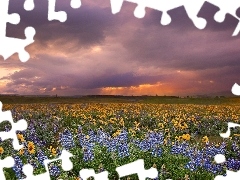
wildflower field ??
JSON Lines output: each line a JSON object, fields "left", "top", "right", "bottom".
{"left": 1, "top": 98, "right": 240, "bottom": 180}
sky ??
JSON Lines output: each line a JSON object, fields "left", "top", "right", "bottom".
{"left": 0, "top": 0, "right": 240, "bottom": 96}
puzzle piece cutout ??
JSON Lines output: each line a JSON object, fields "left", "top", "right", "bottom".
{"left": 214, "top": 154, "right": 230, "bottom": 180}
{"left": 197, "top": 2, "right": 240, "bottom": 35}
{"left": 116, "top": 159, "right": 158, "bottom": 180}
{"left": 0, "top": 101, "right": 27, "bottom": 150}
{"left": 232, "top": 83, "right": 240, "bottom": 96}
{"left": 220, "top": 122, "right": 240, "bottom": 138}
{"left": 110, "top": 0, "right": 206, "bottom": 29}
{"left": 71, "top": 0, "right": 82, "bottom": 9}
{"left": 79, "top": 169, "right": 109, "bottom": 180}
{"left": 214, "top": 122, "right": 240, "bottom": 179}
{"left": 21, "top": 149, "right": 73, "bottom": 180}
{"left": 27, "top": 0, "right": 81, "bottom": 23}
{"left": 0, "top": 0, "right": 82, "bottom": 62}
{"left": 48, "top": 0, "right": 82, "bottom": 22}
{"left": 110, "top": 0, "right": 240, "bottom": 36}
{"left": 215, "top": 170, "right": 240, "bottom": 180}
{"left": 0, "top": 156, "right": 15, "bottom": 180}
{"left": 48, "top": 0, "right": 67, "bottom": 22}
{"left": 24, "top": 0, "right": 35, "bottom": 11}
{"left": 206, "top": 0, "right": 240, "bottom": 36}
{"left": 0, "top": 0, "right": 36, "bottom": 62}
{"left": 214, "top": 152, "right": 240, "bottom": 180}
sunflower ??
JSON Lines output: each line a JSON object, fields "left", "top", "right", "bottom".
{"left": 27, "top": 141, "right": 35, "bottom": 154}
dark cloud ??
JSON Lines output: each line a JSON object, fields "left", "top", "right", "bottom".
{"left": 3, "top": 65, "right": 166, "bottom": 93}
{"left": 7, "top": 0, "right": 117, "bottom": 48}
{"left": 74, "top": 72, "right": 166, "bottom": 89}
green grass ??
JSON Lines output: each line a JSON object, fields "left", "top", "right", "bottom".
{"left": 0, "top": 95, "right": 239, "bottom": 105}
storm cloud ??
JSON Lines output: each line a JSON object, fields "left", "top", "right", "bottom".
{"left": 0, "top": 0, "right": 239, "bottom": 96}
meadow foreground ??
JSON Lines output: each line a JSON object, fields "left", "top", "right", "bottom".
{"left": 1, "top": 102, "right": 240, "bottom": 180}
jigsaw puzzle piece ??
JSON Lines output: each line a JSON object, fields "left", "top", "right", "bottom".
{"left": 0, "top": 0, "right": 36, "bottom": 62}
{"left": 0, "top": 102, "right": 28, "bottom": 150}
{"left": 57, "top": 149, "right": 73, "bottom": 171}
{"left": 206, "top": 0, "right": 240, "bottom": 23}
{"left": 220, "top": 122, "right": 240, "bottom": 138}
{"left": 204, "top": 0, "right": 240, "bottom": 36}
{"left": 0, "top": 27, "right": 36, "bottom": 62}
{"left": 110, "top": 0, "right": 185, "bottom": 24}
{"left": 110, "top": 0, "right": 207, "bottom": 28}
{"left": 110, "top": 0, "right": 240, "bottom": 36}
{"left": 70, "top": 0, "right": 81, "bottom": 9}
{"left": 215, "top": 170, "right": 240, "bottom": 180}
{"left": 197, "top": 2, "right": 239, "bottom": 34}
{"left": 0, "top": 0, "right": 20, "bottom": 37}
{"left": 165, "top": 5, "right": 203, "bottom": 30}
{"left": 0, "top": 156, "right": 15, "bottom": 180}
{"left": 48, "top": 0, "right": 67, "bottom": 22}
{"left": 232, "top": 83, "right": 240, "bottom": 96}
{"left": 182, "top": 0, "right": 207, "bottom": 29}
{"left": 79, "top": 169, "right": 109, "bottom": 180}
{"left": 24, "top": 0, "right": 35, "bottom": 11}
{"left": 116, "top": 159, "right": 158, "bottom": 180}
{"left": 22, "top": 164, "right": 50, "bottom": 180}
{"left": 215, "top": 154, "right": 226, "bottom": 164}
{"left": 214, "top": 153, "right": 239, "bottom": 180}
{"left": 21, "top": 149, "right": 73, "bottom": 180}
{"left": 43, "top": 149, "right": 73, "bottom": 174}
{"left": 48, "top": 0, "right": 82, "bottom": 22}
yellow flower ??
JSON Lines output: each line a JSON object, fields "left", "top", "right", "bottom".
{"left": 158, "top": 123, "right": 164, "bottom": 129}
{"left": 17, "top": 133, "right": 25, "bottom": 142}
{"left": 202, "top": 136, "right": 209, "bottom": 143}
{"left": 164, "top": 139, "right": 168, "bottom": 145}
{"left": 17, "top": 133, "right": 23, "bottom": 139}
{"left": 28, "top": 141, "right": 34, "bottom": 146}
{"left": 134, "top": 121, "right": 140, "bottom": 130}
{"left": 19, "top": 148, "right": 24, "bottom": 155}
{"left": 51, "top": 147, "right": 57, "bottom": 156}
{"left": 27, "top": 142, "right": 35, "bottom": 154}
{"left": 0, "top": 147, "right": 4, "bottom": 154}
{"left": 182, "top": 134, "right": 191, "bottom": 141}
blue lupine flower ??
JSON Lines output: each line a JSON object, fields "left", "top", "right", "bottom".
{"left": 60, "top": 129, "right": 75, "bottom": 150}
{"left": 49, "top": 165, "right": 61, "bottom": 177}
{"left": 12, "top": 156, "right": 24, "bottom": 179}
{"left": 139, "top": 139, "right": 151, "bottom": 151}
{"left": 28, "top": 159, "right": 38, "bottom": 169}
{"left": 37, "top": 150, "right": 48, "bottom": 166}
{"left": 151, "top": 146, "right": 162, "bottom": 157}
{"left": 88, "top": 129, "right": 97, "bottom": 142}
{"left": 83, "top": 146, "right": 94, "bottom": 161}
{"left": 118, "top": 142, "right": 130, "bottom": 158}
{"left": 106, "top": 138, "right": 117, "bottom": 152}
